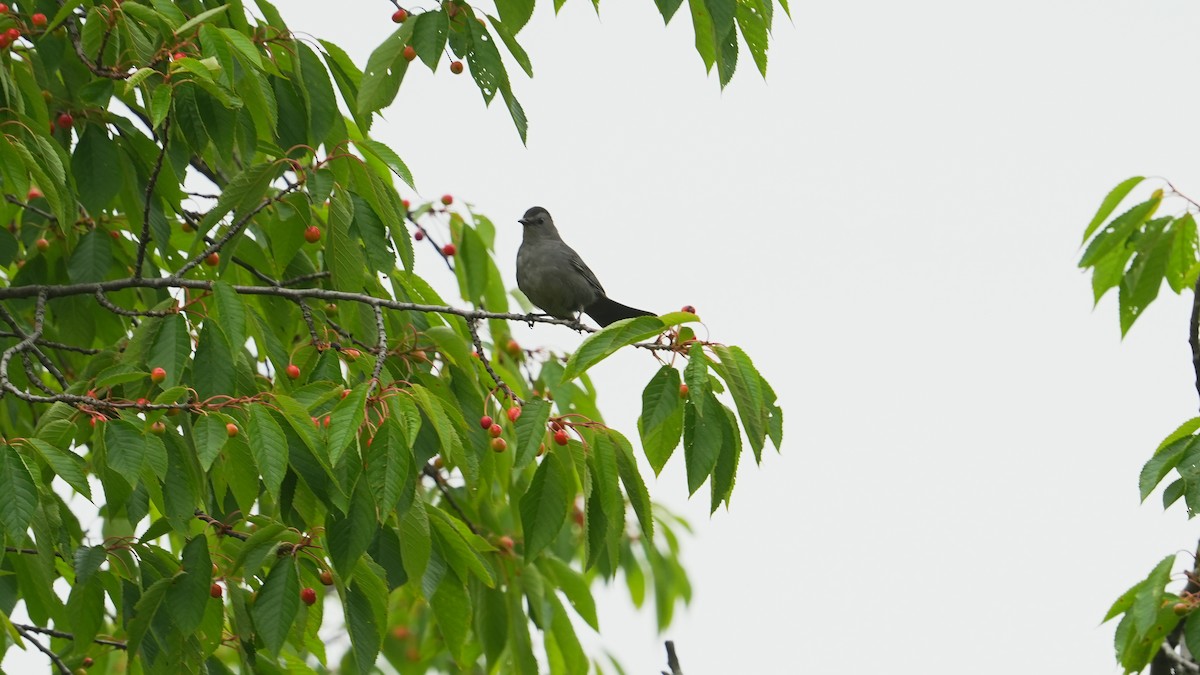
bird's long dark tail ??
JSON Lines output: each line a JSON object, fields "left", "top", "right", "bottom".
{"left": 584, "top": 297, "right": 655, "bottom": 327}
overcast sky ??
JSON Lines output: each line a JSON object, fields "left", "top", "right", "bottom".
{"left": 311, "top": 1, "right": 1199, "bottom": 672}
{"left": 15, "top": 1, "right": 1200, "bottom": 672}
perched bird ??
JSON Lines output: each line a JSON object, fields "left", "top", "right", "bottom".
{"left": 516, "top": 206, "right": 656, "bottom": 327}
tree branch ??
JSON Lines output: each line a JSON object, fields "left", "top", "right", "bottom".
{"left": 1191, "top": 274, "right": 1200, "bottom": 410}
{"left": 421, "top": 463, "right": 479, "bottom": 535}
{"left": 14, "top": 624, "right": 72, "bottom": 675}
{"left": 661, "top": 640, "right": 684, "bottom": 675}
{"left": 13, "top": 622, "right": 127, "bottom": 650}
{"left": 134, "top": 116, "right": 169, "bottom": 278}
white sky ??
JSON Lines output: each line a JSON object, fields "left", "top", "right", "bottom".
{"left": 14, "top": 1, "right": 1200, "bottom": 672}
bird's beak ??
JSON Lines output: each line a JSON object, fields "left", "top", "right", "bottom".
{"left": 518, "top": 218, "right": 531, "bottom": 226}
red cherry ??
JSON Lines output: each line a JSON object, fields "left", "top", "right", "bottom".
{"left": 226, "top": 423, "right": 239, "bottom": 437}
{"left": 320, "top": 570, "right": 333, "bottom": 585}
{"left": 554, "top": 430, "right": 569, "bottom": 446}
{"left": 82, "top": 657, "right": 93, "bottom": 668}
{"left": 109, "top": 230, "right": 119, "bottom": 239}
{"left": 681, "top": 305, "right": 696, "bottom": 314}
{"left": 450, "top": 60, "right": 464, "bottom": 74}
{"left": 505, "top": 339, "right": 521, "bottom": 356}
{"left": 0, "top": 35, "right": 10, "bottom": 49}
{"left": 392, "top": 8, "right": 408, "bottom": 22}
{"left": 34, "top": 238, "right": 49, "bottom": 251}
{"left": 150, "top": 421, "right": 166, "bottom": 435}
{"left": 489, "top": 423, "right": 502, "bottom": 438}
{"left": 341, "top": 389, "right": 350, "bottom": 399}
{"left": 413, "top": 229, "right": 424, "bottom": 241}
{"left": 679, "top": 384, "right": 689, "bottom": 398}
{"left": 172, "top": 51, "right": 186, "bottom": 60}
{"left": 210, "top": 583, "right": 223, "bottom": 599}
{"left": 506, "top": 406, "right": 521, "bottom": 423}
{"left": 479, "top": 415, "right": 493, "bottom": 430}
{"left": 150, "top": 367, "right": 166, "bottom": 383}
{"left": 441, "top": 243, "right": 456, "bottom": 256}
{"left": 0, "top": 5, "right": 9, "bottom": 13}
{"left": 26, "top": 188, "right": 41, "bottom": 200}
{"left": 322, "top": 416, "right": 330, "bottom": 428}
{"left": 497, "top": 535, "right": 514, "bottom": 551}
{"left": 56, "top": 113, "right": 73, "bottom": 129}
{"left": 490, "top": 437, "right": 507, "bottom": 452}
{"left": 30, "top": 13, "right": 46, "bottom": 27}
{"left": 440, "top": 194, "right": 453, "bottom": 206}
{"left": 286, "top": 364, "right": 300, "bottom": 379}
{"left": 6, "top": 28, "right": 19, "bottom": 41}
{"left": 402, "top": 45, "right": 416, "bottom": 62}
{"left": 204, "top": 252, "right": 220, "bottom": 266}
{"left": 411, "top": 349, "right": 427, "bottom": 362}
{"left": 343, "top": 348, "right": 361, "bottom": 360}
{"left": 392, "top": 625, "right": 411, "bottom": 640}
{"left": 300, "top": 587, "right": 317, "bottom": 605}
{"left": 303, "top": 225, "right": 321, "bottom": 243}
{"left": 135, "top": 397, "right": 148, "bottom": 407}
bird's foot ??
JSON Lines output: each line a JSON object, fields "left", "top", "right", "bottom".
{"left": 523, "top": 312, "right": 549, "bottom": 327}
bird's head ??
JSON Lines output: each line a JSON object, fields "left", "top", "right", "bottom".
{"left": 518, "top": 206, "right": 552, "bottom": 228}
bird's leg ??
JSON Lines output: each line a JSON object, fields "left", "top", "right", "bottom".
{"left": 524, "top": 312, "right": 550, "bottom": 327}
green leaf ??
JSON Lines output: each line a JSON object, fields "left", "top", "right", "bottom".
{"left": 1079, "top": 196, "right": 1160, "bottom": 268}
{"left": 513, "top": 398, "right": 552, "bottom": 470}
{"left": 68, "top": 230, "right": 113, "bottom": 283}
{"left": 612, "top": 430, "right": 653, "bottom": 540}
{"left": 72, "top": 127, "right": 123, "bottom": 215}
{"left": 103, "top": 420, "right": 147, "bottom": 486}
{"left": 192, "top": 321, "right": 234, "bottom": 401}
{"left": 197, "top": 162, "right": 280, "bottom": 234}
{"left": 357, "top": 21, "right": 416, "bottom": 120}
{"left": 1167, "top": 213, "right": 1198, "bottom": 293}
{"left": 0, "top": 444, "right": 36, "bottom": 539}
{"left": 654, "top": 0, "right": 686, "bottom": 23}
{"left": 712, "top": 345, "right": 768, "bottom": 456}
{"left": 193, "top": 414, "right": 227, "bottom": 471}
{"left": 547, "top": 591, "right": 588, "bottom": 675}
{"left": 175, "top": 4, "right": 230, "bottom": 36}
{"left": 496, "top": 0, "right": 535, "bottom": 32}
{"left": 327, "top": 382, "right": 368, "bottom": 467}
{"left": 561, "top": 316, "right": 665, "bottom": 381}
{"left": 354, "top": 138, "right": 415, "bottom": 189}
{"left": 489, "top": 16, "right": 533, "bottom": 77}
{"left": 1144, "top": 437, "right": 1193, "bottom": 502}
{"left": 431, "top": 573, "right": 471, "bottom": 664}
{"left": 539, "top": 556, "right": 599, "bottom": 630}
{"left": 519, "top": 450, "right": 572, "bottom": 560}
{"left": 252, "top": 559, "right": 300, "bottom": 655}
{"left": 683, "top": 393, "right": 725, "bottom": 495}
{"left": 148, "top": 313, "right": 189, "bottom": 388}
{"left": 465, "top": 17, "right": 509, "bottom": 105}
{"left": 327, "top": 481, "right": 376, "bottom": 578}
{"left": 247, "top": 404, "right": 288, "bottom": 501}
{"left": 412, "top": 9, "right": 450, "bottom": 71}
{"left": 345, "top": 561, "right": 387, "bottom": 672}
{"left": 1132, "top": 555, "right": 1176, "bottom": 636}
{"left": 1119, "top": 217, "right": 1175, "bottom": 335}
{"left": 710, "top": 404, "right": 742, "bottom": 512}
{"left": 166, "top": 536, "right": 212, "bottom": 633}
{"left": 1084, "top": 177, "right": 1146, "bottom": 242}
{"left": 328, "top": 186, "right": 365, "bottom": 293}
{"left": 639, "top": 366, "right": 685, "bottom": 474}
{"left": 735, "top": 0, "right": 769, "bottom": 77}
{"left": 22, "top": 438, "right": 91, "bottom": 500}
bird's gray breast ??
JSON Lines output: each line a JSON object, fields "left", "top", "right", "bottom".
{"left": 517, "top": 240, "right": 602, "bottom": 319}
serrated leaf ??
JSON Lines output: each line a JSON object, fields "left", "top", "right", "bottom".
{"left": 166, "top": 536, "right": 212, "bottom": 633}
{"left": 431, "top": 573, "right": 471, "bottom": 664}
{"left": 247, "top": 404, "right": 288, "bottom": 501}
{"left": 611, "top": 430, "right": 653, "bottom": 540}
{"left": 1132, "top": 555, "right": 1176, "bottom": 636}
{"left": 22, "top": 438, "right": 90, "bottom": 500}
{"left": 354, "top": 138, "right": 415, "bottom": 189}
{"left": 252, "top": 559, "right": 299, "bottom": 655}
{"left": 1084, "top": 176, "right": 1146, "bottom": 242}
{"left": 513, "top": 398, "right": 551, "bottom": 470}
{"left": 1079, "top": 196, "right": 1160, "bottom": 269}
{"left": 520, "top": 450, "right": 572, "bottom": 560}
{"left": 683, "top": 393, "right": 724, "bottom": 495}
{"left": 176, "top": 4, "right": 230, "bottom": 36}
{"left": 68, "top": 230, "right": 113, "bottom": 283}
{"left": 345, "top": 560, "right": 387, "bottom": 671}
{"left": 0, "top": 444, "right": 36, "bottom": 539}
{"left": 328, "top": 186, "right": 365, "bottom": 293}
{"left": 103, "top": 420, "right": 147, "bottom": 486}
{"left": 327, "top": 481, "right": 376, "bottom": 578}
{"left": 639, "top": 366, "right": 684, "bottom": 474}
{"left": 561, "top": 317, "right": 665, "bottom": 382}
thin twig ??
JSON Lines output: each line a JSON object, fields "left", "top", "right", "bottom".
{"left": 94, "top": 289, "right": 175, "bottom": 317}
{"left": 175, "top": 180, "right": 303, "bottom": 277}
{"left": 370, "top": 304, "right": 387, "bottom": 390}
{"left": 421, "top": 463, "right": 479, "bottom": 534}
{"left": 13, "top": 622, "right": 127, "bottom": 650}
{"left": 14, "top": 625, "right": 72, "bottom": 675}
{"left": 467, "top": 319, "right": 522, "bottom": 406}
{"left": 194, "top": 510, "right": 250, "bottom": 541}
{"left": 134, "top": 116, "right": 169, "bottom": 278}
{"left": 4, "top": 195, "right": 56, "bottom": 221}
{"left": 662, "top": 641, "right": 684, "bottom": 675}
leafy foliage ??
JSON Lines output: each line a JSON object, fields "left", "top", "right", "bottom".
{"left": 0, "top": 1, "right": 785, "bottom": 673}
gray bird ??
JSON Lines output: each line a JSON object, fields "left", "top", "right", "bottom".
{"left": 516, "top": 206, "right": 656, "bottom": 327}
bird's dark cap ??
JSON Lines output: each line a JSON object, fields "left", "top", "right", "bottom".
{"left": 519, "top": 206, "right": 549, "bottom": 225}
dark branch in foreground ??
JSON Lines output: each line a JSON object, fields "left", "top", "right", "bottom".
{"left": 662, "top": 640, "right": 684, "bottom": 675}
{"left": 1191, "top": 274, "right": 1200, "bottom": 409}
{"left": 13, "top": 622, "right": 127, "bottom": 650}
